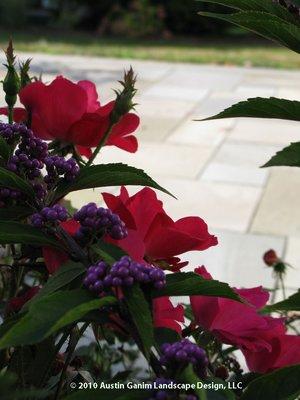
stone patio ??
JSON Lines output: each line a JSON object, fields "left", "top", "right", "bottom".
{"left": 8, "top": 52, "right": 300, "bottom": 293}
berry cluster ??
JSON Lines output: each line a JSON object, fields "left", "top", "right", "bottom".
{"left": 30, "top": 204, "right": 68, "bottom": 228}
{"left": 44, "top": 156, "right": 79, "bottom": 188}
{"left": 74, "top": 203, "right": 128, "bottom": 242}
{"left": 6, "top": 125, "right": 48, "bottom": 181}
{"left": 160, "top": 339, "right": 208, "bottom": 377}
{"left": 0, "top": 122, "right": 27, "bottom": 144}
{"left": 83, "top": 256, "right": 166, "bottom": 294}
{"left": 0, "top": 187, "right": 22, "bottom": 207}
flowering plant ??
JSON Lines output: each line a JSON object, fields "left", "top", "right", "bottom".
{"left": 0, "top": 32, "right": 299, "bottom": 400}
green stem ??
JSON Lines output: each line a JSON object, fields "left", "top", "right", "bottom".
{"left": 54, "top": 323, "right": 89, "bottom": 400}
{"left": 86, "top": 124, "right": 114, "bottom": 167}
{"left": 8, "top": 106, "right": 13, "bottom": 124}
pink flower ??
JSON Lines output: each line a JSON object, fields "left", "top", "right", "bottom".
{"left": 242, "top": 334, "right": 300, "bottom": 373}
{"left": 190, "top": 267, "right": 284, "bottom": 352}
{"left": 190, "top": 266, "right": 300, "bottom": 372}
{"left": 153, "top": 297, "right": 184, "bottom": 334}
{"left": 102, "top": 187, "right": 217, "bottom": 269}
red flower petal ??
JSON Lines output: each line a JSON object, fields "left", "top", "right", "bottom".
{"left": 20, "top": 77, "right": 88, "bottom": 140}
{"left": 153, "top": 297, "right": 184, "bottom": 334}
{"left": 0, "top": 107, "right": 28, "bottom": 122}
{"left": 78, "top": 80, "right": 100, "bottom": 112}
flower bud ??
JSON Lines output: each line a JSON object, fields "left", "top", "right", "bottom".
{"left": 19, "top": 58, "right": 32, "bottom": 88}
{"left": 263, "top": 249, "right": 279, "bottom": 266}
{"left": 3, "top": 40, "right": 20, "bottom": 111}
{"left": 110, "top": 67, "right": 137, "bottom": 125}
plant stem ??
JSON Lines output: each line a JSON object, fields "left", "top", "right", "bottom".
{"left": 86, "top": 124, "right": 114, "bottom": 167}
{"left": 54, "top": 323, "right": 89, "bottom": 400}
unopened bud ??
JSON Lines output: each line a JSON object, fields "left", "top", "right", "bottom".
{"left": 110, "top": 67, "right": 137, "bottom": 124}
{"left": 215, "top": 365, "right": 229, "bottom": 380}
{"left": 19, "top": 58, "right": 32, "bottom": 88}
{"left": 263, "top": 249, "right": 279, "bottom": 266}
{"left": 3, "top": 39, "right": 20, "bottom": 110}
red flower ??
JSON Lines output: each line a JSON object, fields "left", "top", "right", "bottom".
{"left": 190, "top": 267, "right": 300, "bottom": 372}
{"left": 242, "top": 333, "right": 300, "bottom": 373}
{"left": 0, "top": 76, "right": 140, "bottom": 156}
{"left": 153, "top": 297, "right": 184, "bottom": 334}
{"left": 102, "top": 187, "right": 218, "bottom": 269}
{"left": 8, "top": 286, "right": 40, "bottom": 312}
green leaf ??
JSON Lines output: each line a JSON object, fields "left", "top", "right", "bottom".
{"left": 205, "top": 378, "right": 235, "bottom": 400}
{"left": 0, "top": 290, "right": 116, "bottom": 349}
{"left": 0, "top": 206, "right": 32, "bottom": 221}
{"left": 198, "top": 97, "right": 300, "bottom": 123}
{"left": 152, "top": 272, "right": 241, "bottom": 301}
{"left": 0, "top": 222, "right": 64, "bottom": 249}
{"left": 180, "top": 365, "right": 207, "bottom": 400}
{"left": 54, "top": 163, "right": 174, "bottom": 200}
{"left": 0, "top": 167, "right": 35, "bottom": 199}
{"left": 123, "top": 284, "right": 154, "bottom": 359}
{"left": 0, "top": 137, "right": 11, "bottom": 161}
{"left": 198, "top": 0, "right": 300, "bottom": 25}
{"left": 92, "top": 242, "right": 127, "bottom": 265}
{"left": 198, "top": 10, "right": 300, "bottom": 53}
{"left": 24, "top": 261, "right": 86, "bottom": 310}
{"left": 263, "top": 290, "right": 300, "bottom": 313}
{"left": 262, "top": 142, "right": 300, "bottom": 168}
{"left": 240, "top": 365, "right": 300, "bottom": 400}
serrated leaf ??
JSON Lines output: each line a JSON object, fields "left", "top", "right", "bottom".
{"left": 123, "top": 284, "right": 154, "bottom": 359}
{"left": 262, "top": 142, "right": 300, "bottom": 167}
{"left": 24, "top": 261, "right": 86, "bottom": 310}
{"left": 263, "top": 290, "right": 300, "bottom": 313}
{"left": 198, "top": 10, "right": 300, "bottom": 53}
{"left": 152, "top": 272, "right": 241, "bottom": 301}
{"left": 180, "top": 365, "right": 206, "bottom": 400}
{"left": 198, "top": 0, "right": 300, "bottom": 25}
{"left": 92, "top": 242, "right": 127, "bottom": 265}
{"left": 240, "top": 365, "right": 300, "bottom": 400}
{"left": 198, "top": 97, "right": 300, "bottom": 122}
{"left": 0, "top": 167, "right": 35, "bottom": 199}
{"left": 0, "top": 290, "right": 116, "bottom": 349}
{"left": 54, "top": 163, "right": 174, "bottom": 200}
{"left": 0, "top": 222, "right": 64, "bottom": 249}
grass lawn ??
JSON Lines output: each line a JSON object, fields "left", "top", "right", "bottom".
{"left": 0, "top": 29, "right": 299, "bottom": 70}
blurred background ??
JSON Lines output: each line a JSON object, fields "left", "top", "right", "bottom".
{"left": 0, "top": 0, "right": 299, "bottom": 295}
{"left": 0, "top": 0, "right": 299, "bottom": 69}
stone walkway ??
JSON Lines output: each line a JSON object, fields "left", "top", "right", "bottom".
{"left": 9, "top": 53, "right": 300, "bottom": 293}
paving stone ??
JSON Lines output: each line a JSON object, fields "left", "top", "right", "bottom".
{"left": 156, "top": 178, "right": 262, "bottom": 232}
{"left": 235, "top": 85, "right": 277, "bottom": 98}
{"left": 139, "top": 115, "right": 181, "bottom": 142}
{"left": 97, "top": 142, "right": 214, "bottom": 179}
{"left": 163, "top": 69, "right": 243, "bottom": 90}
{"left": 284, "top": 236, "right": 300, "bottom": 290}
{"left": 251, "top": 168, "right": 300, "bottom": 236}
{"left": 135, "top": 96, "right": 196, "bottom": 119}
{"left": 182, "top": 230, "right": 285, "bottom": 288}
{"left": 167, "top": 119, "right": 232, "bottom": 147}
{"left": 230, "top": 118, "right": 300, "bottom": 145}
{"left": 142, "top": 84, "right": 209, "bottom": 102}
{"left": 201, "top": 142, "right": 281, "bottom": 186}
